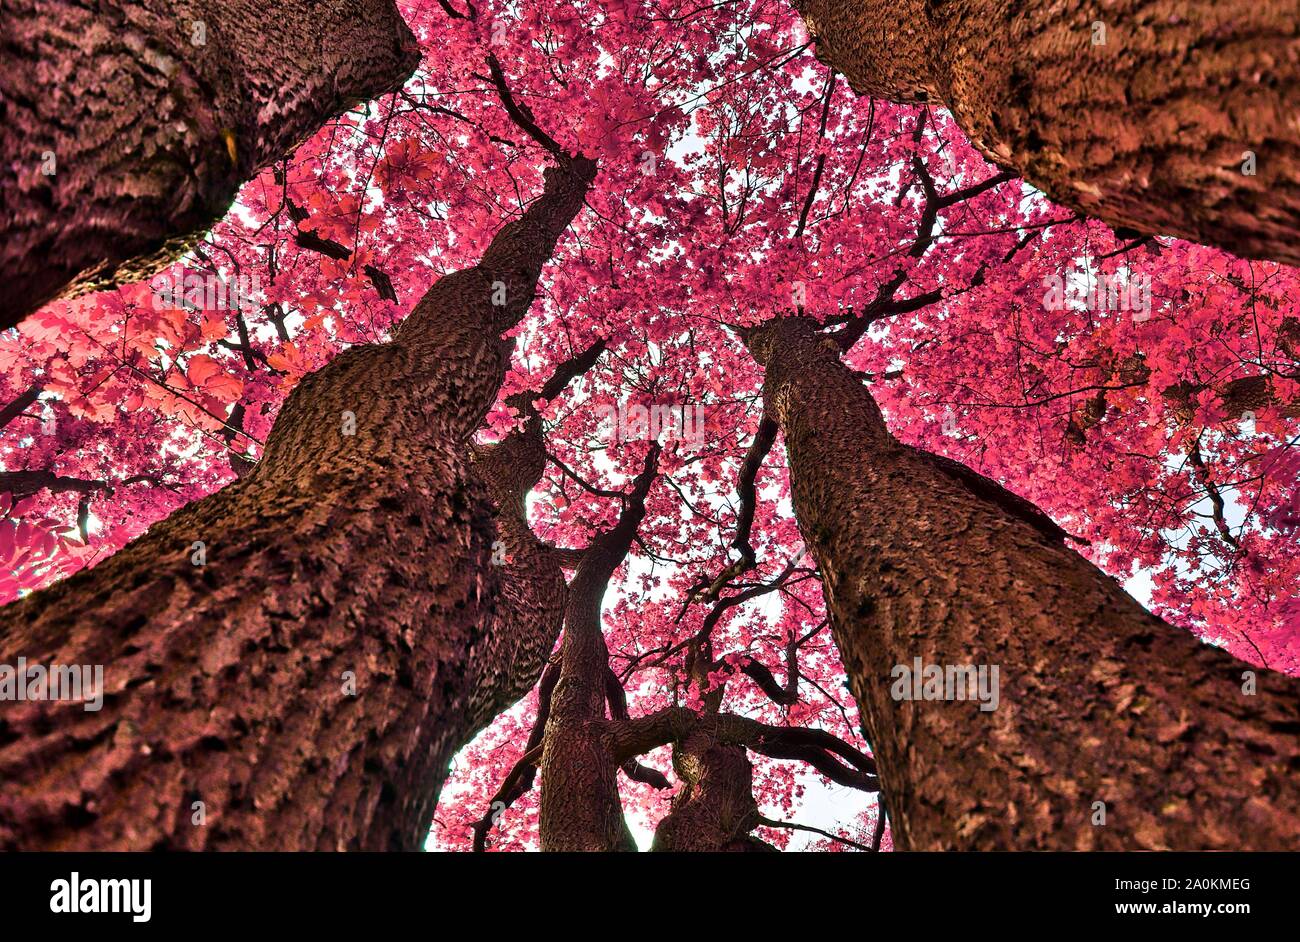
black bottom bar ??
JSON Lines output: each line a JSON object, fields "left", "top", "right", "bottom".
{"left": 0, "top": 851, "right": 1289, "bottom": 929}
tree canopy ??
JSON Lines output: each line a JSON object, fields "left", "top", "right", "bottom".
{"left": 2, "top": 0, "right": 1297, "bottom": 850}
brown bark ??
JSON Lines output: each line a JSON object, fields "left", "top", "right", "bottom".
{"left": 466, "top": 341, "right": 606, "bottom": 733}
{"left": 537, "top": 449, "right": 659, "bottom": 852}
{"left": 796, "top": 0, "right": 1300, "bottom": 265}
{"left": 650, "top": 721, "right": 774, "bottom": 852}
{"left": 648, "top": 651, "right": 775, "bottom": 852}
{"left": 0, "top": 383, "right": 43, "bottom": 430}
{"left": 748, "top": 315, "right": 1300, "bottom": 850}
{"left": 0, "top": 157, "right": 595, "bottom": 850}
{"left": 0, "top": 0, "right": 420, "bottom": 326}
{"left": 468, "top": 422, "right": 567, "bottom": 734}
{"left": 606, "top": 704, "right": 877, "bottom": 850}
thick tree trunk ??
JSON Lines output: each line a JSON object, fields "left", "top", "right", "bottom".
{"left": 535, "top": 609, "right": 639, "bottom": 852}
{"left": 650, "top": 723, "right": 774, "bottom": 852}
{"left": 537, "top": 452, "right": 658, "bottom": 852}
{"left": 0, "top": 159, "right": 595, "bottom": 850}
{"left": 0, "top": 0, "right": 420, "bottom": 326}
{"left": 748, "top": 316, "right": 1300, "bottom": 850}
{"left": 468, "top": 423, "right": 568, "bottom": 733}
{"left": 536, "top": 554, "right": 641, "bottom": 852}
{"left": 650, "top": 634, "right": 774, "bottom": 852}
{"left": 795, "top": 0, "right": 1300, "bottom": 265}
{"left": 465, "top": 343, "right": 605, "bottom": 732}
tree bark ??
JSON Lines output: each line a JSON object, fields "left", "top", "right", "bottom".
{"left": 794, "top": 0, "right": 1300, "bottom": 265}
{"left": 650, "top": 722, "right": 775, "bottom": 852}
{"left": 0, "top": 0, "right": 421, "bottom": 327}
{"left": 0, "top": 158, "right": 595, "bottom": 851}
{"left": 650, "top": 622, "right": 776, "bottom": 852}
{"left": 748, "top": 316, "right": 1300, "bottom": 850}
{"left": 0, "top": 383, "right": 43, "bottom": 431}
{"left": 537, "top": 450, "right": 659, "bottom": 852}
{"left": 465, "top": 342, "right": 605, "bottom": 734}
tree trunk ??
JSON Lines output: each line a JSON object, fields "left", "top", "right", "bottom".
{"left": 794, "top": 0, "right": 1300, "bottom": 265}
{"left": 0, "top": 159, "right": 595, "bottom": 851}
{"left": 468, "top": 422, "right": 569, "bottom": 734}
{"left": 465, "top": 341, "right": 605, "bottom": 733}
{"left": 0, "top": 0, "right": 420, "bottom": 327}
{"left": 650, "top": 722, "right": 775, "bottom": 852}
{"left": 650, "top": 629, "right": 775, "bottom": 852}
{"left": 537, "top": 451, "right": 658, "bottom": 852}
{"left": 535, "top": 554, "right": 641, "bottom": 852}
{"left": 748, "top": 316, "right": 1300, "bottom": 850}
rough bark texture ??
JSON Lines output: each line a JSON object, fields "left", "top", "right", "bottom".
{"left": 749, "top": 316, "right": 1300, "bottom": 850}
{"left": 796, "top": 0, "right": 1300, "bottom": 265}
{"left": 650, "top": 722, "right": 774, "bottom": 852}
{"left": 650, "top": 632, "right": 774, "bottom": 851}
{"left": 0, "top": 159, "right": 594, "bottom": 851}
{"left": 465, "top": 343, "right": 604, "bottom": 732}
{"left": 0, "top": 0, "right": 420, "bottom": 326}
{"left": 469, "top": 425, "right": 568, "bottom": 733}
{"left": 537, "top": 452, "right": 658, "bottom": 852}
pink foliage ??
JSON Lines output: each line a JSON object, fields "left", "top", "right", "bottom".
{"left": 3, "top": 0, "right": 1297, "bottom": 849}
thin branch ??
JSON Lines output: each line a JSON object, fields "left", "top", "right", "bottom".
{"left": 0, "top": 383, "right": 43, "bottom": 431}
{"left": 486, "top": 54, "right": 567, "bottom": 158}
{"left": 757, "top": 815, "right": 873, "bottom": 852}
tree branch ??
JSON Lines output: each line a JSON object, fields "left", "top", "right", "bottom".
{"left": 486, "top": 54, "right": 568, "bottom": 159}
{"left": 0, "top": 383, "right": 43, "bottom": 431}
